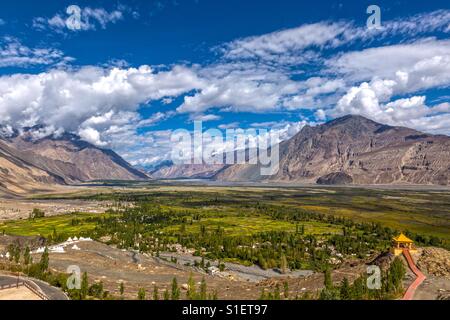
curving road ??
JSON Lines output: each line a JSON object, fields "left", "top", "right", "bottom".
{"left": 402, "top": 249, "right": 426, "bottom": 300}
{"left": 0, "top": 274, "right": 68, "bottom": 300}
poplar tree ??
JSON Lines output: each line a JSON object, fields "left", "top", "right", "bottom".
{"left": 163, "top": 290, "right": 170, "bottom": 300}
{"left": 283, "top": 281, "right": 289, "bottom": 299}
{"left": 200, "top": 277, "right": 207, "bottom": 300}
{"left": 187, "top": 274, "right": 196, "bottom": 300}
{"left": 119, "top": 282, "right": 125, "bottom": 296}
{"left": 81, "top": 272, "right": 89, "bottom": 300}
{"left": 39, "top": 247, "right": 49, "bottom": 273}
{"left": 340, "top": 277, "right": 351, "bottom": 300}
{"left": 137, "top": 288, "right": 146, "bottom": 300}
{"left": 324, "top": 268, "right": 333, "bottom": 290}
{"left": 171, "top": 277, "right": 180, "bottom": 300}
{"left": 280, "top": 254, "right": 288, "bottom": 274}
{"left": 23, "top": 246, "right": 31, "bottom": 266}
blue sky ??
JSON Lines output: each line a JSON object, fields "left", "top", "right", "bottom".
{"left": 0, "top": 0, "right": 449, "bottom": 165}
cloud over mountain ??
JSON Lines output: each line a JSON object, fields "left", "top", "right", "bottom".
{"left": 0, "top": 6, "right": 449, "bottom": 166}
{"left": 0, "top": 65, "right": 201, "bottom": 144}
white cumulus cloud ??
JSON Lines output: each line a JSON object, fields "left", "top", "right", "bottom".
{"left": 0, "top": 65, "right": 202, "bottom": 145}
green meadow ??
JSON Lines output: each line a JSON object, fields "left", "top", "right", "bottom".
{"left": 0, "top": 213, "right": 105, "bottom": 238}
{"left": 16, "top": 184, "right": 450, "bottom": 247}
{"left": 162, "top": 216, "right": 342, "bottom": 237}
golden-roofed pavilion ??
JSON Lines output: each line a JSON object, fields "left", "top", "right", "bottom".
{"left": 391, "top": 233, "right": 417, "bottom": 256}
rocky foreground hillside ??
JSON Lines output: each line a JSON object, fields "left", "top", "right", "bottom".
{"left": 0, "top": 126, "right": 148, "bottom": 194}
{"left": 215, "top": 115, "right": 450, "bottom": 185}
{"left": 417, "top": 247, "right": 450, "bottom": 278}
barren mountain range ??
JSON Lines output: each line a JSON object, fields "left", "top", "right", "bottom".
{"left": 0, "top": 115, "right": 449, "bottom": 195}
{"left": 0, "top": 126, "right": 148, "bottom": 195}
{"left": 152, "top": 115, "right": 450, "bottom": 185}
{"left": 214, "top": 115, "right": 450, "bottom": 185}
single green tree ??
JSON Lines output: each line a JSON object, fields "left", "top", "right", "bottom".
{"left": 388, "top": 257, "right": 406, "bottom": 293}
{"left": 199, "top": 277, "right": 207, "bottom": 300}
{"left": 81, "top": 272, "right": 89, "bottom": 300}
{"left": 340, "top": 277, "right": 352, "bottom": 300}
{"left": 351, "top": 276, "right": 365, "bottom": 300}
{"left": 137, "top": 288, "right": 146, "bottom": 300}
{"left": 280, "top": 254, "right": 288, "bottom": 274}
{"left": 39, "top": 247, "right": 49, "bottom": 273}
{"left": 52, "top": 228, "right": 58, "bottom": 242}
{"left": 171, "top": 277, "right": 180, "bottom": 300}
{"left": 258, "top": 253, "right": 268, "bottom": 270}
{"left": 23, "top": 246, "right": 31, "bottom": 266}
{"left": 163, "top": 289, "right": 170, "bottom": 300}
{"left": 324, "top": 268, "right": 333, "bottom": 290}
{"left": 13, "top": 246, "right": 21, "bottom": 264}
{"left": 7, "top": 244, "right": 14, "bottom": 262}
{"left": 273, "top": 284, "right": 281, "bottom": 300}
{"left": 119, "top": 282, "right": 125, "bottom": 296}
{"left": 187, "top": 274, "right": 196, "bottom": 300}
{"left": 283, "top": 281, "right": 289, "bottom": 299}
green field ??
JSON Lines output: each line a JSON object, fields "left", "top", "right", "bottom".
{"left": 22, "top": 184, "right": 450, "bottom": 246}
{"left": 0, "top": 213, "right": 105, "bottom": 237}
{"left": 3, "top": 184, "right": 448, "bottom": 274}
{"left": 162, "top": 216, "right": 342, "bottom": 237}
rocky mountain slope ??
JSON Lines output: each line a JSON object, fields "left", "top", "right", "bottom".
{"left": 0, "top": 126, "right": 148, "bottom": 194}
{"left": 148, "top": 149, "right": 257, "bottom": 180}
{"left": 215, "top": 115, "right": 450, "bottom": 185}
{"left": 0, "top": 139, "right": 64, "bottom": 194}
{"left": 149, "top": 161, "right": 225, "bottom": 179}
